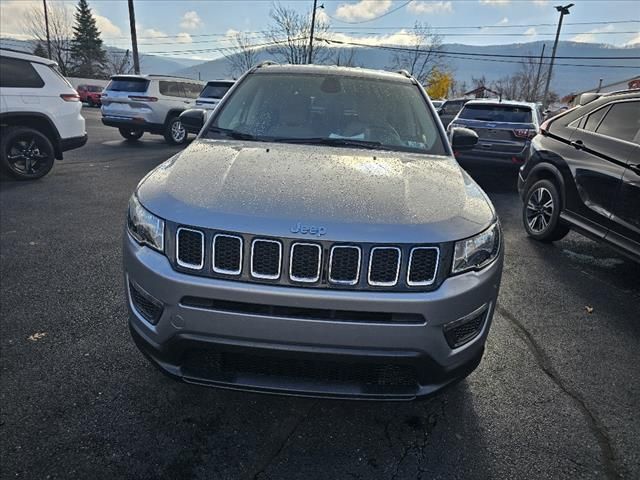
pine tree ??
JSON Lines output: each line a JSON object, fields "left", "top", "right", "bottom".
{"left": 70, "top": 0, "right": 106, "bottom": 78}
{"left": 33, "top": 42, "right": 49, "bottom": 59}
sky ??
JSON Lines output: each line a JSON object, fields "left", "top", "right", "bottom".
{"left": 1, "top": 0, "right": 639, "bottom": 60}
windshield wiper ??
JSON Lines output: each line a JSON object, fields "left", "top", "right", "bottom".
{"left": 208, "top": 127, "right": 261, "bottom": 141}
{"left": 271, "top": 137, "right": 394, "bottom": 151}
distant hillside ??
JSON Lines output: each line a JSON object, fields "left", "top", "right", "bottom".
{"left": 0, "top": 38, "right": 201, "bottom": 75}
{"left": 173, "top": 41, "right": 640, "bottom": 96}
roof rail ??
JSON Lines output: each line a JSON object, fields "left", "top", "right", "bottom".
{"left": 396, "top": 69, "right": 411, "bottom": 78}
{"left": 147, "top": 74, "right": 201, "bottom": 81}
{"left": 255, "top": 60, "right": 278, "bottom": 69}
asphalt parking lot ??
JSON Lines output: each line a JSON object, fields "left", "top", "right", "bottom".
{"left": 1, "top": 107, "right": 639, "bottom": 480}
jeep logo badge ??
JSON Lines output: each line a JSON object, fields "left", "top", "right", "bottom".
{"left": 290, "top": 222, "right": 327, "bottom": 236}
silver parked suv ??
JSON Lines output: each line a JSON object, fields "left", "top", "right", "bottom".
{"left": 124, "top": 64, "right": 504, "bottom": 400}
{"left": 101, "top": 74, "right": 204, "bottom": 145}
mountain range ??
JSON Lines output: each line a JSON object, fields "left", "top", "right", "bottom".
{"left": 2, "top": 37, "right": 638, "bottom": 96}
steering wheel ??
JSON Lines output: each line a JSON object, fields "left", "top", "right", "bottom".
{"left": 367, "top": 123, "right": 403, "bottom": 146}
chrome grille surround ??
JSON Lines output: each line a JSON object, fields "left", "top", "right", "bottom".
{"left": 212, "top": 233, "right": 243, "bottom": 275}
{"left": 328, "top": 245, "right": 361, "bottom": 286}
{"left": 368, "top": 247, "right": 401, "bottom": 287}
{"left": 176, "top": 227, "right": 204, "bottom": 270}
{"left": 289, "top": 242, "right": 322, "bottom": 283}
{"left": 406, "top": 247, "right": 440, "bottom": 286}
{"left": 250, "top": 239, "right": 282, "bottom": 280}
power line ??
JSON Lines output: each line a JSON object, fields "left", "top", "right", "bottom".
{"left": 326, "top": 1, "right": 413, "bottom": 25}
{"left": 332, "top": 20, "right": 640, "bottom": 30}
{"left": 316, "top": 37, "right": 640, "bottom": 60}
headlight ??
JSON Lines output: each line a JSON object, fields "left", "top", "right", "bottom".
{"left": 127, "top": 195, "right": 164, "bottom": 252}
{"left": 452, "top": 222, "right": 501, "bottom": 274}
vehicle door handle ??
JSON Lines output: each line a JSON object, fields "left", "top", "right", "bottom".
{"left": 629, "top": 163, "right": 640, "bottom": 175}
{"left": 570, "top": 140, "right": 584, "bottom": 150}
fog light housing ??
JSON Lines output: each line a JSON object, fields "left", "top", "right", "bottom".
{"left": 443, "top": 305, "right": 489, "bottom": 349}
{"left": 128, "top": 280, "right": 163, "bottom": 324}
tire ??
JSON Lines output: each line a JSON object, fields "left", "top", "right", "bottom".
{"left": 119, "top": 128, "right": 144, "bottom": 141}
{"left": 0, "top": 126, "right": 55, "bottom": 180}
{"left": 164, "top": 116, "right": 188, "bottom": 145}
{"left": 522, "top": 179, "right": 570, "bottom": 242}
{"left": 87, "top": 99, "right": 94, "bottom": 107}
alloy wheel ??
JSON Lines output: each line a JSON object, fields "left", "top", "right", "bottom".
{"left": 7, "top": 137, "right": 48, "bottom": 176}
{"left": 526, "top": 187, "right": 554, "bottom": 233}
{"left": 171, "top": 121, "right": 186, "bottom": 142}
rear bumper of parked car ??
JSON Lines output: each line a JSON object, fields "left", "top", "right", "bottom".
{"left": 455, "top": 145, "right": 529, "bottom": 167}
{"left": 124, "top": 233, "right": 503, "bottom": 400}
{"left": 101, "top": 116, "right": 165, "bottom": 134}
{"left": 59, "top": 134, "right": 88, "bottom": 153}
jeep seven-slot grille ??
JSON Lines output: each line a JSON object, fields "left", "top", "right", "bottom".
{"left": 173, "top": 226, "right": 441, "bottom": 291}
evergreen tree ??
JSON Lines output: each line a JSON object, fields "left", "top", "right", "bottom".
{"left": 70, "top": 0, "right": 106, "bottom": 78}
{"left": 33, "top": 42, "right": 49, "bottom": 59}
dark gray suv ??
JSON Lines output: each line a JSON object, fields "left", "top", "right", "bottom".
{"left": 124, "top": 64, "right": 504, "bottom": 400}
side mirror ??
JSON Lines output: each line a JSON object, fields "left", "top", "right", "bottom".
{"left": 179, "top": 109, "right": 205, "bottom": 134}
{"left": 451, "top": 127, "right": 478, "bottom": 151}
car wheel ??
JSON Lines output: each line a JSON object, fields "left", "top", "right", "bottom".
{"left": 119, "top": 128, "right": 144, "bottom": 141}
{"left": 0, "top": 126, "right": 55, "bottom": 180}
{"left": 522, "top": 179, "right": 570, "bottom": 242}
{"left": 164, "top": 117, "right": 188, "bottom": 145}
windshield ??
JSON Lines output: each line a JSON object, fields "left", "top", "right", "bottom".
{"left": 201, "top": 82, "right": 233, "bottom": 99}
{"left": 460, "top": 104, "right": 533, "bottom": 123}
{"left": 206, "top": 72, "right": 446, "bottom": 155}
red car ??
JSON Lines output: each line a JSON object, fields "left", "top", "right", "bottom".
{"left": 77, "top": 84, "right": 103, "bottom": 107}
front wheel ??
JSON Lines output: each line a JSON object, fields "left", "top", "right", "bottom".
{"left": 0, "top": 126, "right": 55, "bottom": 180}
{"left": 522, "top": 179, "right": 570, "bottom": 242}
{"left": 119, "top": 128, "right": 144, "bottom": 141}
{"left": 164, "top": 117, "right": 188, "bottom": 145}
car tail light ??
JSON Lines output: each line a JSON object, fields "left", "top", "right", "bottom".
{"left": 60, "top": 93, "right": 80, "bottom": 102}
{"left": 513, "top": 128, "right": 537, "bottom": 139}
{"left": 128, "top": 95, "right": 158, "bottom": 102}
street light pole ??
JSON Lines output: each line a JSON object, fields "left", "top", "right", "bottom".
{"left": 542, "top": 3, "right": 574, "bottom": 110}
{"left": 307, "top": 1, "right": 324, "bottom": 64}
{"left": 127, "top": 0, "right": 140, "bottom": 74}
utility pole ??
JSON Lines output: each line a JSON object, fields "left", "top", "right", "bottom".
{"left": 42, "top": 0, "right": 52, "bottom": 60}
{"left": 542, "top": 3, "right": 574, "bottom": 110}
{"left": 532, "top": 43, "right": 546, "bottom": 102}
{"left": 307, "top": 1, "right": 324, "bottom": 64}
{"left": 127, "top": 0, "right": 140, "bottom": 74}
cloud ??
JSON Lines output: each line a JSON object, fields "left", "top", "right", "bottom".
{"left": 571, "top": 24, "right": 614, "bottom": 43}
{"left": 326, "top": 29, "right": 423, "bottom": 47}
{"left": 623, "top": 32, "right": 640, "bottom": 46}
{"left": 498, "top": 17, "right": 509, "bottom": 25}
{"left": 180, "top": 11, "right": 203, "bottom": 30}
{"left": 95, "top": 13, "right": 122, "bottom": 38}
{"left": 408, "top": 1, "right": 453, "bottom": 14}
{"left": 524, "top": 27, "right": 537, "bottom": 38}
{"left": 141, "top": 28, "right": 193, "bottom": 44}
{"left": 479, "top": 0, "right": 510, "bottom": 5}
{"left": 533, "top": 0, "right": 549, "bottom": 5}
{"left": 335, "top": 0, "right": 392, "bottom": 22}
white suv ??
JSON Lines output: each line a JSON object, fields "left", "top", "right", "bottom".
{"left": 0, "top": 49, "right": 86, "bottom": 180}
{"left": 101, "top": 75, "right": 204, "bottom": 145}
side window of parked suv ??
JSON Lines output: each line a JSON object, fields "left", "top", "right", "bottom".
{"left": 582, "top": 106, "right": 609, "bottom": 132}
{"left": 0, "top": 57, "right": 45, "bottom": 88}
{"left": 159, "top": 81, "right": 185, "bottom": 98}
{"left": 594, "top": 101, "right": 639, "bottom": 143}
{"left": 183, "top": 83, "right": 202, "bottom": 99}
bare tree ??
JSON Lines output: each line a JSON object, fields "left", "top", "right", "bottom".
{"left": 332, "top": 48, "right": 359, "bottom": 67}
{"left": 223, "top": 32, "right": 260, "bottom": 78}
{"left": 265, "top": 2, "right": 329, "bottom": 65}
{"left": 488, "top": 55, "right": 551, "bottom": 102}
{"left": 22, "top": 3, "right": 73, "bottom": 76}
{"left": 104, "top": 49, "right": 134, "bottom": 76}
{"left": 391, "top": 22, "right": 443, "bottom": 85}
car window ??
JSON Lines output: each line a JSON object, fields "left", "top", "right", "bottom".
{"left": 442, "top": 101, "right": 463, "bottom": 114}
{"left": 201, "top": 82, "right": 234, "bottom": 99}
{"left": 106, "top": 78, "right": 149, "bottom": 92}
{"left": 583, "top": 106, "right": 609, "bottom": 132}
{"left": 209, "top": 72, "right": 447, "bottom": 155}
{"left": 159, "top": 81, "right": 185, "bottom": 97}
{"left": 595, "top": 101, "right": 640, "bottom": 143}
{"left": 0, "top": 57, "right": 45, "bottom": 88}
{"left": 182, "top": 83, "right": 203, "bottom": 99}
{"left": 87, "top": 85, "right": 102, "bottom": 92}
{"left": 459, "top": 104, "right": 533, "bottom": 123}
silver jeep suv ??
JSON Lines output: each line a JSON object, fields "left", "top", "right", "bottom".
{"left": 101, "top": 74, "right": 204, "bottom": 145}
{"left": 124, "top": 65, "right": 503, "bottom": 400}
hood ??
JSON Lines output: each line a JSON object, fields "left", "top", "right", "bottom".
{"left": 137, "top": 140, "right": 495, "bottom": 243}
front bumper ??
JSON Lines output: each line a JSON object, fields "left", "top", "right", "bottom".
{"left": 124, "top": 233, "right": 503, "bottom": 400}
